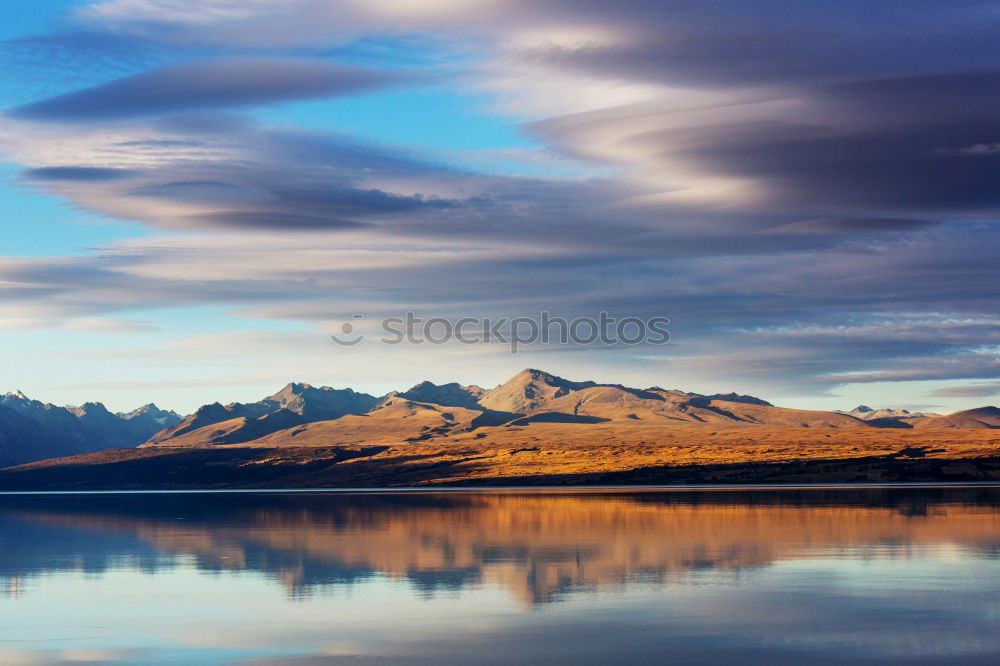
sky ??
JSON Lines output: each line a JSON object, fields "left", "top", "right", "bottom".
{"left": 0, "top": 0, "right": 998, "bottom": 414}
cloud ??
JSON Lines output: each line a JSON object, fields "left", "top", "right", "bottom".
{"left": 929, "top": 382, "right": 1000, "bottom": 398}
{"left": 1, "top": 0, "right": 999, "bottom": 403}
{"left": 0, "top": 222, "right": 997, "bottom": 399}
{"left": 3, "top": 88, "right": 999, "bottom": 398}
{"left": 182, "top": 211, "right": 369, "bottom": 231}
{"left": 4, "top": 112, "right": 626, "bottom": 238}
{"left": 9, "top": 58, "right": 402, "bottom": 121}
{"left": 528, "top": 70, "right": 1000, "bottom": 215}
{"left": 80, "top": 0, "right": 297, "bottom": 26}
{"left": 765, "top": 218, "right": 939, "bottom": 234}
{"left": 23, "top": 166, "right": 139, "bottom": 181}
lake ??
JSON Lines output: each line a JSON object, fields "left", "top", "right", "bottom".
{"left": 1, "top": 486, "right": 999, "bottom": 665}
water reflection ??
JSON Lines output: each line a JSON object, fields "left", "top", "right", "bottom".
{"left": 1, "top": 487, "right": 999, "bottom": 664}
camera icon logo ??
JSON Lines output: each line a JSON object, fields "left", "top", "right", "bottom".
{"left": 330, "top": 314, "right": 365, "bottom": 346}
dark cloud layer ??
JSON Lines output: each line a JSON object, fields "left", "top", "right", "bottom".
{"left": 9, "top": 57, "right": 401, "bottom": 121}
{"left": 672, "top": 72, "right": 1000, "bottom": 211}
{"left": 183, "top": 211, "right": 368, "bottom": 231}
{"left": 510, "top": 0, "right": 1000, "bottom": 86}
{"left": 24, "top": 166, "right": 139, "bottom": 181}
{"left": 767, "top": 218, "right": 939, "bottom": 234}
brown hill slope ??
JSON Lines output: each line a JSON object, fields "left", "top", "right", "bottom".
{"left": 146, "top": 402, "right": 236, "bottom": 444}
{"left": 142, "top": 409, "right": 306, "bottom": 448}
{"left": 706, "top": 400, "right": 870, "bottom": 427}
{"left": 146, "top": 383, "right": 377, "bottom": 445}
{"left": 535, "top": 386, "right": 697, "bottom": 422}
{"left": 916, "top": 406, "right": 1000, "bottom": 429}
{"left": 536, "top": 386, "right": 867, "bottom": 427}
{"left": 244, "top": 398, "right": 486, "bottom": 447}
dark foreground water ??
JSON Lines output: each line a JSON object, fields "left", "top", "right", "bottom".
{"left": 1, "top": 487, "right": 999, "bottom": 665}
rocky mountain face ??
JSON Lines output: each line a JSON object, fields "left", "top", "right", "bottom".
{"left": 837, "top": 405, "right": 945, "bottom": 428}
{"left": 847, "top": 405, "right": 914, "bottom": 419}
{"left": 258, "top": 383, "right": 379, "bottom": 420}
{"left": 700, "top": 392, "right": 773, "bottom": 406}
{"left": 478, "top": 369, "right": 599, "bottom": 414}
{"left": 390, "top": 381, "right": 485, "bottom": 409}
{"left": 0, "top": 391, "right": 181, "bottom": 467}
{"left": 145, "top": 383, "right": 379, "bottom": 447}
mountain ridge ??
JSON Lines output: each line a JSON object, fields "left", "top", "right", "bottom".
{"left": 138, "top": 368, "right": 997, "bottom": 450}
{"left": 4, "top": 370, "right": 996, "bottom": 468}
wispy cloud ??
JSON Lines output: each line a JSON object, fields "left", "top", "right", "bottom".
{"left": 929, "top": 382, "right": 1000, "bottom": 398}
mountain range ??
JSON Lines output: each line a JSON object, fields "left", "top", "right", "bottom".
{"left": 140, "top": 369, "right": 999, "bottom": 451}
{"left": 0, "top": 391, "right": 180, "bottom": 467}
{"left": 3, "top": 369, "right": 998, "bottom": 470}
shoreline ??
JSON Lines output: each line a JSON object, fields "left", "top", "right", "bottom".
{"left": 4, "top": 480, "right": 1000, "bottom": 495}
{"left": 1, "top": 444, "right": 998, "bottom": 491}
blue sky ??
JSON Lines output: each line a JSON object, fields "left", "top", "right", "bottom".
{"left": 1, "top": 0, "right": 998, "bottom": 413}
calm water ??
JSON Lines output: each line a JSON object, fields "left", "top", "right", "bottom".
{"left": 1, "top": 487, "right": 999, "bottom": 665}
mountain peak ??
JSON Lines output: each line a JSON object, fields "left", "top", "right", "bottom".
{"left": 504, "top": 368, "right": 580, "bottom": 388}
{"left": 71, "top": 402, "right": 113, "bottom": 416}
{"left": 479, "top": 369, "right": 594, "bottom": 414}
{"left": 275, "top": 382, "right": 314, "bottom": 395}
{"left": 410, "top": 380, "right": 436, "bottom": 388}
{"left": 397, "top": 381, "right": 484, "bottom": 409}
{"left": 265, "top": 382, "right": 367, "bottom": 402}
{"left": 195, "top": 402, "right": 228, "bottom": 416}
{"left": 4, "top": 389, "right": 30, "bottom": 401}
{"left": 852, "top": 405, "right": 874, "bottom": 413}
{"left": 516, "top": 368, "right": 561, "bottom": 382}
{"left": 703, "top": 392, "right": 773, "bottom": 406}
{"left": 261, "top": 382, "right": 378, "bottom": 419}
{"left": 121, "top": 403, "right": 181, "bottom": 422}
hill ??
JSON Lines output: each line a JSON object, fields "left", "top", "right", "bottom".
{"left": 536, "top": 386, "right": 865, "bottom": 427}
{"left": 916, "top": 406, "right": 1000, "bottom": 429}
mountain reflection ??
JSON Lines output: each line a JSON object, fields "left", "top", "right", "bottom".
{"left": 1, "top": 487, "right": 999, "bottom": 604}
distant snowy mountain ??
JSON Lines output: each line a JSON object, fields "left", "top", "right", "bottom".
{"left": 0, "top": 391, "right": 181, "bottom": 467}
